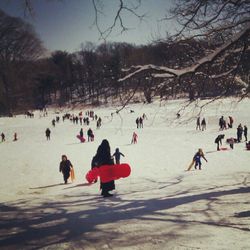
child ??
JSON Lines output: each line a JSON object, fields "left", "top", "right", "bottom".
{"left": 131, "top": 132, "right": 138, "bottom": 144}
{"left": 59, "top": 155, "right": 73, "bottom": 184}
{"left": 112, "top": 148, "right": 125, "bottom": 164}
{"left": 193, "top": 149, "right": 208, "bottom": 170}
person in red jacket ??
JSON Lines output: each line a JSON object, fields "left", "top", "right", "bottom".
{"left": 91, "top": 140, "right": 115, "bottom": 197}
{"left": 131, "top": 132, "right": 138, "bottom": 144}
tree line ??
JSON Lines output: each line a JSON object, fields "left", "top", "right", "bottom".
{"left": 0, "top": 6, "right": 249, "bottom": 116}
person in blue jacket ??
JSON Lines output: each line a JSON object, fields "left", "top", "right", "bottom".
{"left": 193, "top": 148, "right": 207, "bottom": 170}
{"left": 112, "top": 148, "right": 125, "bottom": 164}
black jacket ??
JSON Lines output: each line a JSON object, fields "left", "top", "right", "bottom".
{"left": 59, "top": 160, "right": 72, "bottom": 174}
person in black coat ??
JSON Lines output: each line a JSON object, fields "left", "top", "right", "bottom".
{"left": 1, "top": 132, "right": 5, "bottom": 142}
{"left": 243, "top": 125, "right": 248, "bottom": 142}
{"left": 87, "top": 128, "right": 94, "bottom": 142}
{"left": 237, "top": 124, "right": 243, "bottom": 142}
{"left": 112, "top": 148, "right": 125, "bottom": 165}
{"left": 79, "top": 128, "right": 84, "bottom": 138}
{"left": 136, "top": 118, "right": 139, "bottom": 129}
{"left": 45, "top": 128, "right": 51, "bottom": 140}
{"left": 59, "top": 155, "right": 73, "bottom": 184}
{"left": 215, "top": 134, "right": 225, "bottom": 151}
{"left": 91, "top": 139, "right": 115, "bottom": 197}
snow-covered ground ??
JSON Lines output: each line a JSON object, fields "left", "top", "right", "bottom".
{"left": 0, "top": 98, "right": 249, "bottom": 250}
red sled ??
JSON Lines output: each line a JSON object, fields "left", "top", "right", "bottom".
{"left": 77, "top": 135, "right": 86, "bottom": 143}
{"left": 85, "top": 163, "right": 131, "bottom": 183}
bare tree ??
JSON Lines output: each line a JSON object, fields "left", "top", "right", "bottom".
{"left": 117, "top": 0, "right": 250, "bottom": 97}
{"left": 0, "top": 9, "right": 44, "bottom": 114}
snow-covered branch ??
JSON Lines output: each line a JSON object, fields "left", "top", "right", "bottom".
{"left": 119, "top": 23, "right": 250, "bottom": 82}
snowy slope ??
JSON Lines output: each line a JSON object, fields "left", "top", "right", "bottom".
{"left": 0, "top": 98, "right": 249, "bottom": 250}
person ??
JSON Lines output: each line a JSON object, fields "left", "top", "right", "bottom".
{"left": 139, "top": 117, "right": 143, "bottom": 128}
{"left": 1, "top": 132, "right": 5, "bottom": 142}
{"left": 87, "top": 128, "right": 94, "bottom": 142}
{"left": 227, "top": 137, "right": 235, "bottom": 149}
{"left": 215, "top": 134, "right": 225, "bottom": 151}
{"left": 228, "top": 116, "right": 234, "bottom": 128}
{"left": 45, "top": 128, "right": 51, "bottom": 140}
{"left": 237, "top": 124, "right": 243, "bottom": 142}
{"left": 112, "top": 148, "right": 125, "bottom": 164}
{"left": 136, "top": 118, "right": 139, "bottom": 129}
{"left": 52, "top": 119, "right": 56, "bottom": 127}
{"left": 91, "top": 139, "right": 115, "bottom": 197}
{"left": 196, "top": 117, "right": 201, "bottom": 130}
{"left": 13, "top": 132, "right": 18, "bottom": 141}
{"left": 59, "top": 155, "right": 73, "bottom": 184}
{"left": 219, "top": 116, "right": 226, "bottom": 130}
{"left": 201, "top": 118, "right": 206, "bottom": 131}
{"left": 243, "top": 125, "right": 248, "bottom": 142}
{"left": 131, "top": 132, "right": 138, "bottom": 144}
{"left": 96, "top": 117, "right": 102, "bottom": 129}
{"left": 79, "top": 128, "right": 84, "bottom": 138}
{"left": 193, "top": 148, "right": 207, "bottom": 170}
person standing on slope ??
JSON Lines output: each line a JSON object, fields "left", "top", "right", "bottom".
{"left": 201, "top": 118, "right": 206, "bottom": 131}
{"left": 243, "top": 125, "right": 248, "bottom": 142}
{"left": 79, "top": 128, "right": 84, "bottom": 138}
{"left": 112, "top": 148, "right": 125, "bottom": 165}
{"left": 1, "top": 132, "right": 5, "bottom": 142}
{"left": 237, "top": 124, "right": 243, "bottom": 142}
{"left": 196, "top": 117, "right": 201, "bottom": 130}
{"left": 131, "top": 132, "right": 138, "bottom": 144}
{"left": 45, "top": 128, "right": 51, "bottom": 140}
{"left": 91, "top": 139, "right": 115, "bottom": 197}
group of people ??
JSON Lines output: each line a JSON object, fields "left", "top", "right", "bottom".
{"left": 196, "top": 117, "right": 206, "bottom": 131}
{"left": 237, "top": 124, "right": 248, "bottom": 142}
{"left": 219, "top": 116, "right": 234, "bottom": 130}
{"left": 60, "top": 140, "right": 125, "bottom": 198}
{"left": 78, "top": 128, "right": 94, "bottom": 142}
{"left": 135, "top": 117, "right": 144, "bottom": 129}
{"left": 214, "top": 123, "right": 248, "bottom": 151}
{"left": 1, "top": 132, "right": 18, "bottom": 142}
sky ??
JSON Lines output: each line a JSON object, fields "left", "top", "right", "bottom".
{"left": 0, "top": 0, "right": 177, "bottom": 53}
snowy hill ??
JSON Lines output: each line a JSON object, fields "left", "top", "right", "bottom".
{"left": 0, "top": 98, "right": 249, "bottom": 250}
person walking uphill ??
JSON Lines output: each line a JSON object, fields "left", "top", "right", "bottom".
{"left": 1, "top": 132, "right": 5, "bottom": 142}
{"left": 45, "top": 128, "right": 51, "bottom": 140}
{"left": 112, "top": 148, "right": 125, "bottom": 165}
{"left": 59, "top": 155, "right": 73, "bottom": 184}
{"left": 91, "top": 139, "right": 115, "bottom": 197}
